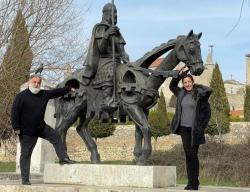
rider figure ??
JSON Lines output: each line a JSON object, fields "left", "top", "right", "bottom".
{"left": 82, "top": 3, "right": 129, "bottom": 109}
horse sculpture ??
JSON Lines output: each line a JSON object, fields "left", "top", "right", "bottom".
{"left": 54, "top": 30, "right": 204, "bottom": 164}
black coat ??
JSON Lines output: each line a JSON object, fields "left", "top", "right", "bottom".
{"left": 11, "top": 87, "right": 70, "bottom": 136}
{"left": 169, "top": 75, "right": 212, "bottom": 146}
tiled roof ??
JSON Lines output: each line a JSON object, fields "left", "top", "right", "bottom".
{"left": 230, "top": 110, "right": 244, "bottom": 117}
{"left": 224, "top": 79, "right": 240, "bottom": 85}
{"left": 149, "top": 58, "right": 164, "bottom": 68}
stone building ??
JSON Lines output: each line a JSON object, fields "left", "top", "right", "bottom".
{"left": 246, "top": 53, "right": 250, "bottom": 85}
{"left": 224, "top": 77, "right": 245, "bottom": 117}
{"left": 225, "top": 53, "right": 250, "bottom": 117}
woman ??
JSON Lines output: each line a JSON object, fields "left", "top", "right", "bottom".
{"left": 169, "top": 70, "right": 212, "bottom": 190}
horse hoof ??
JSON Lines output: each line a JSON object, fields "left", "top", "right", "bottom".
{"left": 136, "top": 161, "right": 146, "bottom": 166}
{"left": 91, "top": 153, "right": 101, "bottom": 164}
{"left": 135, "top": 157, "right": 147, "bottom": 166}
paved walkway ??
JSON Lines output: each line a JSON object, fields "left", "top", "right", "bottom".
{"left": 0, "top": 182, "right": 249, "bottom": 192}
{"left": 176, "top": 185, "right": 250, "bottom": 192}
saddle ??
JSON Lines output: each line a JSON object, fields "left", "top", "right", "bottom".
{"left": 86, "top": 86, "right": 119, "bottom": 121}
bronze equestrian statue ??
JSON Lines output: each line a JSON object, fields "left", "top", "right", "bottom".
{"left": 54, "top": 3, "right": 204, "bottom": 165}
{"left": 81, "top": 3, "right": 129, "bottom": 116}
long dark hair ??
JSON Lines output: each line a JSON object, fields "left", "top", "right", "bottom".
{"left": 181, "top": 74, "right": 198, "bottom": 100}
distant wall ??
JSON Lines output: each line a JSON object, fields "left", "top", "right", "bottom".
{"left": 1, "top": 123, "right": 249, "bottom": 162}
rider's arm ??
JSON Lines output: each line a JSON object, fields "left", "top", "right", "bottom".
{"left": 96, "top": 25, "right": 110, "bottom": 53}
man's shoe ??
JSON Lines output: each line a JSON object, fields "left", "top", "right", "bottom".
{"left": 21, "top": 180, "right": 31, "bottom": 185}
{"left": 59, "top": 157, "right": 76, "bottom": 165}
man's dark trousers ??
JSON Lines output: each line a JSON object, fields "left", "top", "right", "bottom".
{"left": 19, "top": 125, "right": 67, "bottom": 181}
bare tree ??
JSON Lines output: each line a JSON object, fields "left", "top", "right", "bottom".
{"left": 0, "top": 0, "right": 89, "bottom": 142}
{"left": 0, "top": 0, "right": 89, "bottom": 82}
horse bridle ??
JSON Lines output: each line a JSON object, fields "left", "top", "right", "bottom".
{"left": 181, "top": 38, "right": 202, "bottom": 68}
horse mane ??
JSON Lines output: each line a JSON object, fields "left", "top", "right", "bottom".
{"left": 134, "top": 37, "right": 179, "bottom": 68}
{"left": 134, "top": 31, "right": 202, "bottom": 69}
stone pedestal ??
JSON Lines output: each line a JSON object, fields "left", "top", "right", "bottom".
{"left": 16, "top": 80, "right": 57, "bottom": 174}
{"left": 44, "top": 164, "right": 176, "bottom": 188}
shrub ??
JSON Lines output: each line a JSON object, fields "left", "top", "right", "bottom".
{"left": 229, "top": 115, "right": 244, "bottom": 122}
{"left": 149, "top": 91, "right": 170, "bottom": 142}
{"left": 89, "top": 119, "right": 116, "bottom": 141}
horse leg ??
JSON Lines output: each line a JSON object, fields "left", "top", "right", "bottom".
{"left": 55, "top": 107, "right": 80, "bottom": 152}
{"left": 55, "top": 99, "right": 86, "bottom": 151}
{"left": 133, "top": 125, "right": 143, "bottom": 161}
{"left": 124, "top": 104, "right": 152, "bottom": 164}
{"left": 76, "top": 115, "right": 100, "bottom": 164}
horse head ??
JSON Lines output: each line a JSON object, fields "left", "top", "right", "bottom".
{"left": 175, "top": 30, "right": 204, "bottom": 76}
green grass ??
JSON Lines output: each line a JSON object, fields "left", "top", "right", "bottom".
{"left": 177, "top": 177, "right": 239, "bottom": 187}
{"left": 0, "top": 162, "right": 16, "bottom": 172}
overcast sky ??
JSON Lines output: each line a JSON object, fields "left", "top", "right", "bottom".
{"left": 76, "top": 0, "right": 250, "bottom": 83}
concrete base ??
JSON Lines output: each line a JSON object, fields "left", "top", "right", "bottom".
{"left": 44, "top": 164, "right": 176, "bottom": 188}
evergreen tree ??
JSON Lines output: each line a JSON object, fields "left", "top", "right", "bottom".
{"left": 244, "top": 85, "right": 250, "bottom": 121}
{"left": 0, "top": 10, "right": 33, "bottom": 139}
{"left": 168, "top": 94, "right": 177, "bottom": 108}
{"left": 89, "top": 119, "right": 116, "bottom": 142}
{"left": 207, "top": 63, "right": 230, "bottom": 136}
{"left": 149, "top": 91, "right": 170, "bottom": 148}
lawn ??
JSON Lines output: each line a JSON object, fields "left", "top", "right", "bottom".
{"left": 0, "top": 161, "right": 16, "bottom": 172}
